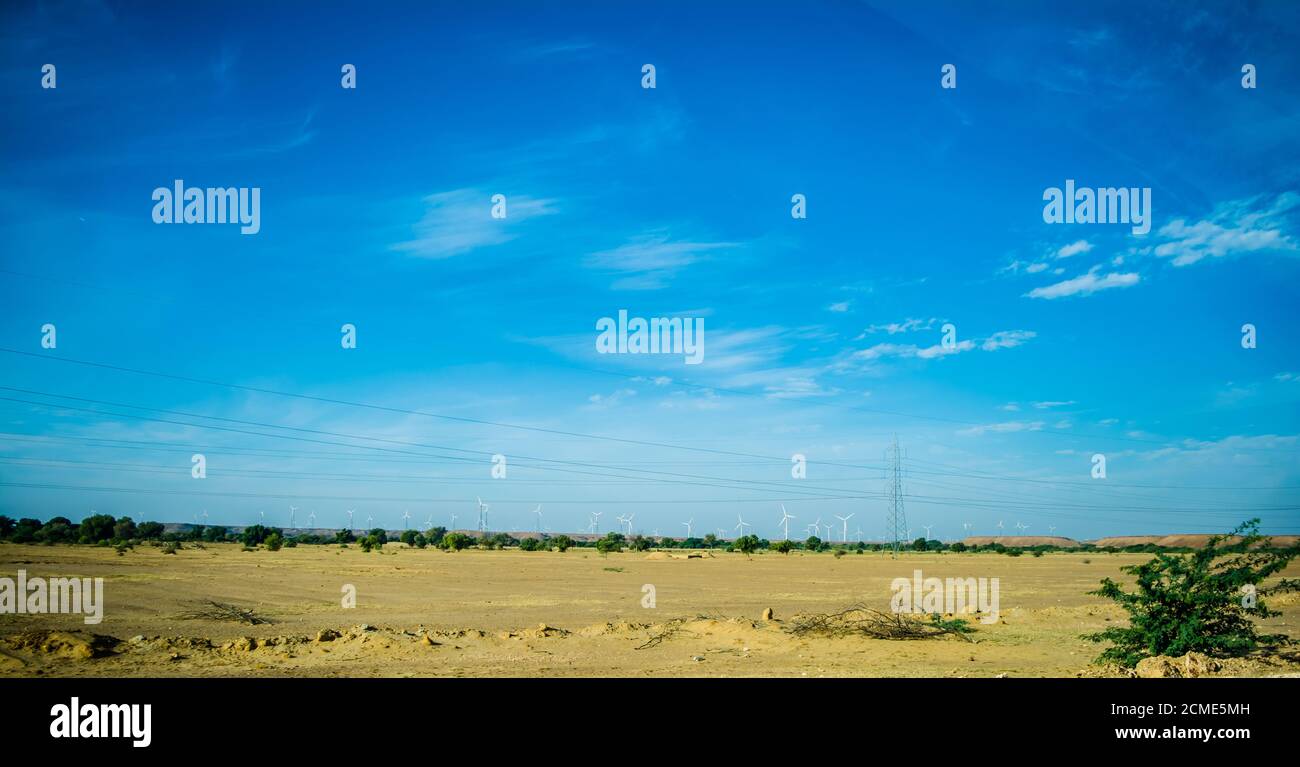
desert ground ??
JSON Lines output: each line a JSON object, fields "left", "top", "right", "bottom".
{"left": 2, "top": 542, "right": 1298, "bottom": 678}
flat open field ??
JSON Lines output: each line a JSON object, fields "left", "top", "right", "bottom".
{"left": 3, "top": 542, "right": 1299, "bottom": 678}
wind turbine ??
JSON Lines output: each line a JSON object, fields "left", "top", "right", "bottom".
{"left": 1048, "top": 525, "right": 1057, "bottom": 535}
{"left": 835, "top": 513, "right": 855, "bottom": 542}
{"left": 734, "top": 512, "right": 751, "bottom": 537}
{"left": 1015, "top": 522, "right": 1029, "bottom": 534}
{"left": 402, "top": 509, "right": 412, "bottom": 530}
{"left": 288, "top": 505, "right": 298, "bottom": 528}
{"left": 365, "top": 512, "right": 374, "bottom": 530}
{"left": 855, "top": 526, "right": 864, "bottom": 541}
{"left": 778, "top": 505, "right": 796, "bottom": 540}
{"left": 532, "top": 504, "right": 543, "bottom": 533}
{"left": 307, "top": 511, "right": 316, "bottom": 528}
{"left": 682, "top": 519, "right": 694, "bottom": 538}
{"left": 425, "top": 513, "right": 434, "bottom": 529}
{"left": 476, "top": 497, "right": 489, "bottom": 533}
{"left": 200, "top": 510, "right": 209, "bottom": 524}
{"left": 810, "top": 517, "right": 822, "bottom": 537}
{"left": 346, "top": 509, "right": 356, "bottom": 531}
{"left": 822, "top": 520, "right": 833, "bottom": 540}
{"left": 586, "top": 514, "right": 597, "bottom": 534}
{"left": 922, "top": 524, "right": 933, "bottom": 540}
{"left": 591, "top": 510, "right": 602, "bottom": 534}
{"left": 996, "top": 520, "right": 1005, "bottom": 535}
{"left": 449, "top": 512, "right": 458, "bottom": 530}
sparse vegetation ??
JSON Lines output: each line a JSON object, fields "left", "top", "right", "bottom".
{"left": 1085, "top": 519, "right": 1300, "bottom": 667}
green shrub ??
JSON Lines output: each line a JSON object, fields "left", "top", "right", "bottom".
{"left": 1085, "top": 519, "right": 1300, "bottom": 667}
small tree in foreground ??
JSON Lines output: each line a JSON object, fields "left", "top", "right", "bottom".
{"left": 1085, "top": 519, "right": 1299, "bottom": 667}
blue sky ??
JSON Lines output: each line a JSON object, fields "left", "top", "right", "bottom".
{"left": 1, "top": 0, "right": 1298, "bottom": 540}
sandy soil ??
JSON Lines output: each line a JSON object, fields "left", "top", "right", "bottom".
{"left": 2, "top": 542, "right": 1298, "bottom": 678}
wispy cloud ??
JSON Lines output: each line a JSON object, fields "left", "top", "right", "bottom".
{"left": 1025, "top": 266, "right": 1140, "bottom": 299}
{"left": 584, "top": 232, "right": 736, "bottom": 290}
{"left": 957, "top": 420, "right": 1046, "bottom": 436}
{"left": 391, "top": 189, "right": 558, "bottom": 259}
{"left": 1155, "top": 192, "right": 1298, "bottom": 267}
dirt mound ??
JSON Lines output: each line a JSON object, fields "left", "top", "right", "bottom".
{"left": 1134, "top": 652, "right": 1221, "bottom": 678}
{"left": 962, "top": 536, "right": 1081, "bottom": 548}
{"left": 4, "top": 631, "right": 120, "bottom": 660}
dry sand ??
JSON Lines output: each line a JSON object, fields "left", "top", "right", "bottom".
{"left": 2, "top": 542, "right": 1298, "bottom": 678}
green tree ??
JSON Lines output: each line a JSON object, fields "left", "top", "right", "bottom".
{"left": 11, "top": 518, "right": 42, "bottom": 543}
{"left": 334, "top": 528, "right": 356, "bottom": 544}
{"left": 368, "top": 528, "right": 389, "bottom": 545}
{"left": 773, "top": 540, "right": 794, "bottom": 555}
{"left": 551, "top": 535, "right": 573, "bottom": 552}
{"left": 137, "top": 521, "right": 165, "bottom": 540}
{"left": 113, "top": 517, "right": 138, "bottom": 541}
{"left": 0, "top": 515, "right": 15, "bottom": 539}
{"left": 400, "top": 529, "right": 419, "bottom": 547}
{"left": 733, "top": 534, "right": 760, "bottom": 558}
{"left": 804, "top": 535, "right": 822, "bottom": 552}
{"left": 240, "top": 524, "right": 280, "bottom": 546}
{"left": 441, "top": 532, "right": 472, "bottom": 551}
{"left": 1084, "top": 519, "right": 1300, "bottom": 667}
{"left": 37, "top": 517, "right": 76, "bottom": 544}
{"left": 78, "top": 514, "right": 117, "bottom": 543}
{"left": 703, "top": 533, "right": 718, "bottom": 549}
{"left": 595, "top": 534, "right": 623, "bottom": 556}
{"left": 264, "top": 532, "right": 284, "bottom": 551}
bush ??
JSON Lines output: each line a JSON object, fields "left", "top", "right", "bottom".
{"left": 595, "top": 534, "right": 623, "bottom": 555}
{"left": 136, "top": 521, "right": 165, "bottom": 540}
{"left": 400, "top": 530, "right": 419, "bottom": 547}
{"left": 519, "top": 538, "right": 540, "bottom": 551}
{"left": 441, "top": 532, "right": 471, "bottom": 551}
{"left": 804, "top": 535, "right": 822, "bottom": 552}
{"left": 240, "top": 524, "right": 280, "bottom": 546}
{"left": 1085, "top": 519, "right": 1300, "bottom": 667}
{"left": 773, "top": 540, "right": 794, "bottom": 555}
{"left": 551, "top": 535, "right": 573, "bottom": 552}
{"left": 264, "top": 533, "right": 284, "bottom": 551}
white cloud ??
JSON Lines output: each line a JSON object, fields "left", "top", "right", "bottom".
{"left": 585, "top": 232, "right": 736, "bottom": 290}
{"left": 1055, "top": 239, "right": 1093, "bottom": 259}
{"left": 957, "top": 421, "right": 1046, "bottom": 436}
{"left": 1032, "top": 400, "right": 1076, "bottom": 409}
{"left": 981, "top": 330, "right": 1037, "bottom": 351}
{"left": 861, "top": 317, "right": 937, "bottom": 335}
{"left": 391, "top": 188, "right": 557, "bottom": 259}
{"left": 827, "top": 301, "right": 852, "bottom": 313}
{"left": 1025, "top": 266, "right": 1140, "bottom": 299}
{"left": 1154, "top": 192, "right": 1298, "bottom": 266}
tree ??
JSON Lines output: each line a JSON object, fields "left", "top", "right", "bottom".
{"left": 202, "top": 525, "right": 228, "bottom": 543}
{"left": 733, "top": 534, "right": 760, "bottom": 558}
{"left": 773, "top": 540, "right": 794, "bottom": 555}
{"left": 520, "top": 537, "right": 540, "bottom": 551}
{"left": 400, "top": 529, "right": 418, "bottom": 547}
{"left": 1084, "top": 519, "right": 1300, "bottom": 667}
{"left": 78, "top": 514, "right": 117, "bottom": 543}
{"left": 425, "top": 526, "right": 447, "bottom": 545}
{"left": 37, "top": 518, "right": 76, "bottom": 544}
{"left": 551, "top": 535, "right": 573, "bottom": 552}
{"left": 0, "top": 515, "right": 15, "bottom": 539}
{"left": 368, "top": 528, "right": 388, "bottom": 545}
{"left": 703, "top": 533, "right": 718, "bottom": 549}
{"left": 911, "top": 537, "right": 928, "bottom": 551}
{"left": 11, "top": 518, "right": 42, "bottom": 543}
{"left": 137, "top": 521, "right": 165, "bottom": 540}
{"left": 805, "top": 535, "right": 822, "bottom": 552}
{"left": 264, "top": 533, "right": 284, "bottom": 551}
{"left": 240, "top": 524, "right": 279, "bottom": 546}
{"left": 595, "top": 534, "right": 623, "bottom": 556}
{"left": 441, "top": 532, "right": 472, "bottom": 551}
{"left": 629, "top": 535, "right": 653, "bottom": 552}
{"left": 113, "top": 517, "right": 138, "bottom": 541}
{"left": 334, "top": 529, "right": 356, "bottom": 544}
